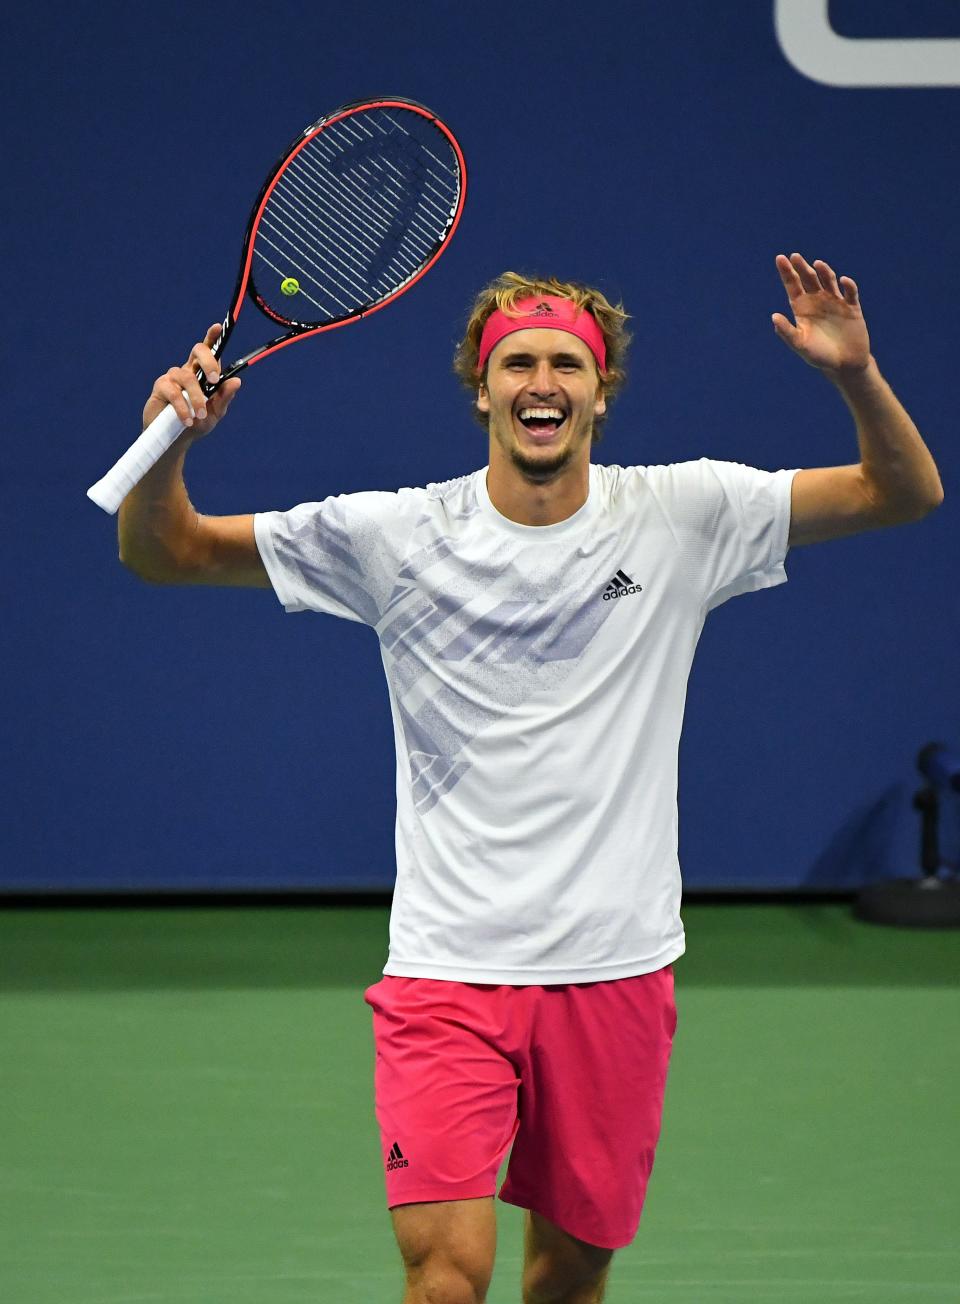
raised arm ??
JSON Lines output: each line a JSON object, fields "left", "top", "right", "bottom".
{"left": 118, "top": 325, "right": 269, "bottom": 588}
{"left": 771, "top": 253, "right": 944, "bottom": 547}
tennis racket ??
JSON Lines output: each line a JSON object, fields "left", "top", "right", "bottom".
{"left": 87, "top": 95, "right": 466, "bottom": 514}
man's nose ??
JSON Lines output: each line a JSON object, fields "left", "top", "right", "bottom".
{"left": 529, "top": 361, "right": 557, "bottom": 395}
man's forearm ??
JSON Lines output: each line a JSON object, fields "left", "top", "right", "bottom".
{"left": 829, "top": 357, "right": 944, "bottom": 514}
{"left": 117, "top": 437, "right": 201, "bottom": 579}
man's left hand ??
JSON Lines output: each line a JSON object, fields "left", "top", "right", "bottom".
{"left": 772, "top": 252, "right": 872, "bottom": 377}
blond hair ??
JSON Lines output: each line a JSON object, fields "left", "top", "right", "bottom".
{"left": 452, "top": 271, "right": 631, "bottom": 443}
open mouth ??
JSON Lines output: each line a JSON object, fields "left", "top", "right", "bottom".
{"left": 516, "top": 406, "right": 568, "bottom": 438}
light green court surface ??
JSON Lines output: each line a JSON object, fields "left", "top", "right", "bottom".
{"left": 1, "top": 904, "right": 957, "bottom": 1303}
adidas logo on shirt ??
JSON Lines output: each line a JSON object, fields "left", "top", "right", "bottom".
{"left": 386, "top": 1141, "right": 408, "bottom": 1171}
{"left": 602, "top": 569, "right": 643, "bottom": 600}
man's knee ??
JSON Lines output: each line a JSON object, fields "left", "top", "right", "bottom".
{"left": 522, "top": 1262, "right": 611, "bottom": 1304}
{"left": 404, "top": 1263, "right": 488, "bottom": 1304}
{"left": 391, "top": 1197, "right": 496, "bottom": 1304}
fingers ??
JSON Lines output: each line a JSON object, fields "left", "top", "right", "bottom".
{"left": 206, "top": 376, "right": 241, "bottom": 420}
{"left": 142, "top": 322, "right": 240, "bottom": 437}
{"left": 812, "top": 259, "right": 841, "bottom": 294}
{"left": 151, "top": 327, "right": 224, "bottom": 426}
{"left": 187, "top": 323, "right": 224, "bottom": 390}
{"left": 152, "top": 368, "right": 202, "bottom": 426}
{"left": 776, "top": 253, "right": 855, "bottom": 302}
{"left": 775, "top": 252, "right": 804, "bottom": 299}
{"left": 770, "top": 311, "right": 797, "bottom": 344}
{"left": 792, "top": 252, "right": 823, "bottom": 293}
{"left": 156, "top": 359, "right": 210, "bottom": 425}
{"left": 839, "top": 274, "right": 859, "bottom": 305}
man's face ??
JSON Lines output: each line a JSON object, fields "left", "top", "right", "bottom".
{"left": 476, "top": 328, "right": 606, "bottom": 483}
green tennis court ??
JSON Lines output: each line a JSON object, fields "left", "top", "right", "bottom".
{"left": 1, "top": 903, "right": 957, "bottom": 1302}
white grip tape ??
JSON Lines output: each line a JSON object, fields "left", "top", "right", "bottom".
{"left": 86, "top": 390, "right": 196, "bottom": 515}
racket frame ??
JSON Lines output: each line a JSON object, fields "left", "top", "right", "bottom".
{"left": 202, "top": 95, "right": 467, "bottom": 395}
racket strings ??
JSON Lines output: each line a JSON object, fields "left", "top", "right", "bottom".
{"left": 250, "top": 105, "right": 461, "bottom": 325}
{"left": 312, "top": 111, "right": 457, "bottom": 258}
{"left": 284, "top": 120, "right": 449, "bottom": 298}
{"left": 287, "top": 149, "right": 424, "bottom": 273}
{"left": 340, "top": 113, "right": 458, "bottom": 233}
{"left": 259, "top": 141, "right": 434, "bottom": 316}
{"left": 298, "top": 142, "right": 436, "bottom": 262}
{"left": 260, "top": 181, "right": 374, "bottom": 305}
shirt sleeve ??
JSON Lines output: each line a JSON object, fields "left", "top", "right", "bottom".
{"left": 253, "top": 487, "right": 425, "bottom": 625}
{"left": 656, "top": 458, "right": 801, "bottom": 612}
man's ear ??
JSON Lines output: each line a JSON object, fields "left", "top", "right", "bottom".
{"left": 594, "top": 384, "right": 607, "bottom": 419}
{"left": 476, "top": 382, "right": 490, "bottom": 415}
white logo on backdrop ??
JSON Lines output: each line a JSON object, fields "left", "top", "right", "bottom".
{"left": 774, "top": 0, "right": 960, "bottom": 86}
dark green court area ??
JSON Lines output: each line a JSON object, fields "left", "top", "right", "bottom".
{"left": 1, "top": 904, "right": 957, "bottom": 1302}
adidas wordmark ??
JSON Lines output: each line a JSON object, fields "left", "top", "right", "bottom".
{"left": 602, "top": 569, "right": 643, "bottom": 600}
{"left": 386, "top": 1142, "right": 408, "bottom": 1171}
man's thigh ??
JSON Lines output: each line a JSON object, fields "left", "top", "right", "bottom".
{"left": 365, "top": 977, "right": 521, "bottom": 1209}
{"left": 391, "top": 1197, "right": 497, "bottom": 1296}
{"left": 500, "top": 966, "right": 678, "bottom": 1249}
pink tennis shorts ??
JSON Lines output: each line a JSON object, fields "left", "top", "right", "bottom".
{"left": 363, "top": 965, "right": 678, "bottom": 1250}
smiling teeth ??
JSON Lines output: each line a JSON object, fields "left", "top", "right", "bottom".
{"left": 519, "top": 407, "right": 565, "bottom": 420}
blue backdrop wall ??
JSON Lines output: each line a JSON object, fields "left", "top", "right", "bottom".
{"left": 4, "top": 0, "right": 958, "bottom": 893}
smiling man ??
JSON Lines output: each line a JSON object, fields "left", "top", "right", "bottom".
{"left": 477, "top": 303, "right": 607, "bottom": 492}
{"left": 119, "top": 259, "right": 943, "bottom": 1304}
{"left": 462, "top": 278, "right": 624, "bottom": 531}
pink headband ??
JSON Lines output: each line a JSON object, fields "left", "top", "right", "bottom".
{"left": 477, "top": 295, "right": 607, "bottom": 374}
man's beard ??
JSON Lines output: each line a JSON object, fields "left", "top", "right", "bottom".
{"left": 508, "top": 440, "right": 576, "bottom": 483}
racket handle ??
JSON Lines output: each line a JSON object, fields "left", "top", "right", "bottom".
{"left": 86, "top": 393, "right": 195, "bottom": 514}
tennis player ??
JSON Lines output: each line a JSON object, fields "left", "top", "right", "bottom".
{"left": 119, "top": 254, "right": 943, "bottom": 1304}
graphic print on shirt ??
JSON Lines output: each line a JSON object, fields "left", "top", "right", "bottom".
{"left": 281, "top": 495, "right": 385, "bottom": 624}
{"left": 377, "top": 487, "right": 627, "bottom": 816}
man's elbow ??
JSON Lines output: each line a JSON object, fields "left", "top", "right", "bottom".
{"left": 892, "top": 489, "right": 944, "bottom": 523}
{"left": 119, "top": 550, "right": 180, "bottom": 584}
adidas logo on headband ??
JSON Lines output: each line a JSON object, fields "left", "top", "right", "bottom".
{"left": 477, "top": 294, "right": 608, "bottom": 372}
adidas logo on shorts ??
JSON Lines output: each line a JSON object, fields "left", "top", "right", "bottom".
{"left": 386, "top": 1141, "right": 408, "bottom": 1171}
{"left": 602, "top": 569, "right": 643, "bottom": 600}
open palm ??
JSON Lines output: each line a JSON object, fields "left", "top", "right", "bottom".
{"left": 772, "top": 252, "right": 871, "bottom": 375}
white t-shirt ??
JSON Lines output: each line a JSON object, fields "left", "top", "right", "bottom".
{"left": 254, "top": 458, "right": 800, "bottom": 984}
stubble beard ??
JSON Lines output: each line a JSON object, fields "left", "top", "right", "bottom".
{"left": 498, "top": 417, "right": 590, "bottom": 485}
{"left": 508, "top": 440, "right": 576, "bottom": 484}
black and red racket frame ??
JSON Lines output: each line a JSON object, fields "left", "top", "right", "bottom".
{"left": 200, "top": 95, "right": 467, "bottom": 397}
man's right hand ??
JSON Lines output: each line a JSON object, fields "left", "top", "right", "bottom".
{"left": 143, "top": 322, "right": 242, "bottom": 438}
{"left": 123, "top": 321, "right": 267, "bottom": 588}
